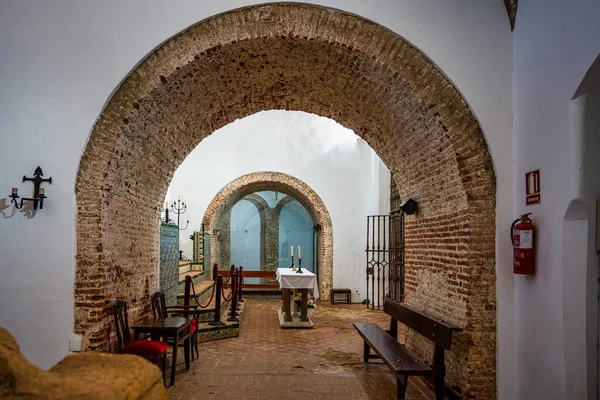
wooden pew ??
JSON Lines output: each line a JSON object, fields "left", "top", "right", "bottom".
{"left": 353, "top": 298, "right": 462, "bottom": 400}
{"left": 220, "top": 269, "right": 280, "bottom": 294}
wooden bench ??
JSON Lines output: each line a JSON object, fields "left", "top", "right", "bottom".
{"left": 353, "top": 299, "right": 462, "bottom": 400}
{"left": 330, "top": 288, "right": 352, "bottom": 304}
{"left": 220, "top": 269, "right": 281, "bottom": 294}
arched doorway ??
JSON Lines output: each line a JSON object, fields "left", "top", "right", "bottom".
{"left": 203, "top": 172, "right": 333, "bottom": 300}
{"left": 564, "top": 54, "right": 600, "bottom": 398}
{"left": 75, "top": 3, "right": 496, "bottom": 396}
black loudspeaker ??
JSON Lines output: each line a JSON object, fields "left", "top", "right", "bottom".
{"left": 399, "top": 198, "right": 418, "bottom": 215}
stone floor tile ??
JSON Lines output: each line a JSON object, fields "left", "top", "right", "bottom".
{"left": 166, "top": 298, "right": 436, "bottom": 399}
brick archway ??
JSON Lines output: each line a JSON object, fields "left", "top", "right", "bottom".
{"left": 75, "top": 3, "right": 496, "bottom": 396}
{"left": 211, "top": 193, "right": 271, "bottom": 271}
{"left": 203, "top": 172, "right": 333, "bottom": 297}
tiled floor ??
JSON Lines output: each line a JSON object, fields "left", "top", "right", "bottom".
{"left": 166, "top": 298, "right": 435, "bottom": 399}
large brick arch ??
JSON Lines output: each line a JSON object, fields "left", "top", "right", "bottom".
{"left": 203, "top": 172, "right": 333, "bottom": 296}
{"left": 75, "top": 3, "right": 496, "bottom": 397}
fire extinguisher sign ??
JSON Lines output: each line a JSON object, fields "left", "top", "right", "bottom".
{"left": 525, "top": 170, "right": 541, "bottom": 205}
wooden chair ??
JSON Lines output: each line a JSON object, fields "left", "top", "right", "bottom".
{"left": 151, "top": 292, "right": 199, "bottom": 360}
{"left": 113, "top": 300, "right": 168, "bottom": 384}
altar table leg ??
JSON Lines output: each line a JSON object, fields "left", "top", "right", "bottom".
{"left": 282, "top": 288, "right": 293, "bottom": 322}
{"left": 300, "top": 289, "right": 309, "bottom": 322}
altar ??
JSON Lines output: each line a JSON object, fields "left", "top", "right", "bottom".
{"left": 276, "top": 267, "right": 319, "bottom": 328}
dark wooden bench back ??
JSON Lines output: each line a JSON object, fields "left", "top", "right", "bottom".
{"left": 384, "top": 299, "right": 462, "bottom": 350}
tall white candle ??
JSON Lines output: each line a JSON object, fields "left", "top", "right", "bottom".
{"left": 290, "top": 246, "right": 294, "bottom": 257}
{"left": 298, "top": 246, "right": 301, "bottom": 259}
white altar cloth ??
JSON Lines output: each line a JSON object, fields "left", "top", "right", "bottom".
{"left": 276, "top": 268, "right": 319, "bottom": 299}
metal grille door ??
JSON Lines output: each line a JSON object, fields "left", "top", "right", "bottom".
{"left": 365, "top": 213, "right": 404, "bottom": 310}
{"left": 366, "top": 215, "right": 389, "bottom": 310}
{"left": 389, "top": 212, "right": 405, "bottom": 302}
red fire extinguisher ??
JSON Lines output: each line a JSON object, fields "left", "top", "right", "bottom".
{"left": 511, "top": 213, "right": 535, "bottom": 274}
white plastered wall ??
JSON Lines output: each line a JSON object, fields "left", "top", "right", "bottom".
{"left": 167, "top": 111, "right": 388, "bottom": 302}
{"left": 513, "top": 1, "right": 600, "bottom": 399}
{"left": 0, "top": 1, "right": 513, "bottom": 397}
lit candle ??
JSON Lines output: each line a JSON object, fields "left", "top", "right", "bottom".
{"left": 39, "top": 188, "right": 45, "bottom": 196}
{"left": 290, "top": 246, "right": 294, "bottom": 257}
{"left": 11, "top": 188, "right": 18, "bottom": 195}
{"left": 298, "top": 246, "right": 301, "bottom": 259}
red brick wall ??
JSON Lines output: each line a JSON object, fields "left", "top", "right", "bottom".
{"left": 75, "top": 4, "right": 496, "bottom": 398}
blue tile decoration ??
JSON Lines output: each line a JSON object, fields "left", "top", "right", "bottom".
{"left": 160, "top": 222, "right": 179, "bottom": 304}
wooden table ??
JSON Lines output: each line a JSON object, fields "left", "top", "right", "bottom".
{"left": 131, "top": 317, "right": 192, "bottom": 386}
{"left": 276, "top": 268, "right": 319, "bottom": 328}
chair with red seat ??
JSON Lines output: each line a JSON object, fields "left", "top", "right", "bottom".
{"left": 151, "top": 292, "right": 199, "bottom": 360}
{"left": 113, "top": 300, "right": 168, "bottom": 383}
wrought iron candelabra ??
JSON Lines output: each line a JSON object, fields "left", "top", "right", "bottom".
{"left": 162, "top": 197, "right": 189, "bottom": 230}
{"left": 9, "top": 166, "right": 52, "bottom": 210}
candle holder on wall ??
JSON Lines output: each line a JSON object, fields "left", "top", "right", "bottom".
{"left": 9, "top": 166, "right": 52, "bottom": 210}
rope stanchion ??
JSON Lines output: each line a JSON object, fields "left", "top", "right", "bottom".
{"left": 221, "top": 269, "right": 238, "bottom": 302}
{"left": 223, "top": 264, "right": 235, "bottom": 285}
{"left": 208, "top": 275, "right": 225, "bottom": 326}
{"left": 238, "top": 266, "right": 244, "bottom": 303}
{"left": 212, "top": 263, "right": 219, "bottom": 281}
{"left": 227, "top": 272, "right": 239, "bottom": 322}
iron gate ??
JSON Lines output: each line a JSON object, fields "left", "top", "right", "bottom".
{"left": 365, "top": 213, "right": 404, "bottom": 310}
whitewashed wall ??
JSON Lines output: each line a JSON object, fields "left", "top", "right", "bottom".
{"left": 513, "top": 1, "right": 600, "bottom": 399}
{"left": 0, "top": 1, "right": 513, "bottom": 396}
{"left": 167, "top": 111, "right": 388, "bottom": 300}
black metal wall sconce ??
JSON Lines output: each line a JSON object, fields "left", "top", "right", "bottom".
{"left": 399, "top": 198, "right": 418, "bottom": 215}
{"left": 9, "top": 166, "right": 52, "bottom": 210}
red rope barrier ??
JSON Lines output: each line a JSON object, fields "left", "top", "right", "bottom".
{"left": 223, "top": 265, "right": 235, "bottom": 285}
{"left": 190, "top": 279, "right": 216, "bottom": 309}
{"left": 221, "top": 277, "right": 237, "bottom": 301}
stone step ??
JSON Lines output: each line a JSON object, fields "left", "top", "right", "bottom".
{"left": 172, "top": 278, "right": 246, "bottom": 343}
{"left": 177, "top": 279, "right": 235, "bottom": 323}
{"left": 197, "top": 300, "right": 246, "bottom": 343}
{"left": 176, "top": 279, "right": 214, "bottom": 305}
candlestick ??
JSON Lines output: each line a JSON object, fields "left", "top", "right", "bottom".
{"left": 296, "top": 258, "right": 303, "bottom": 273}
